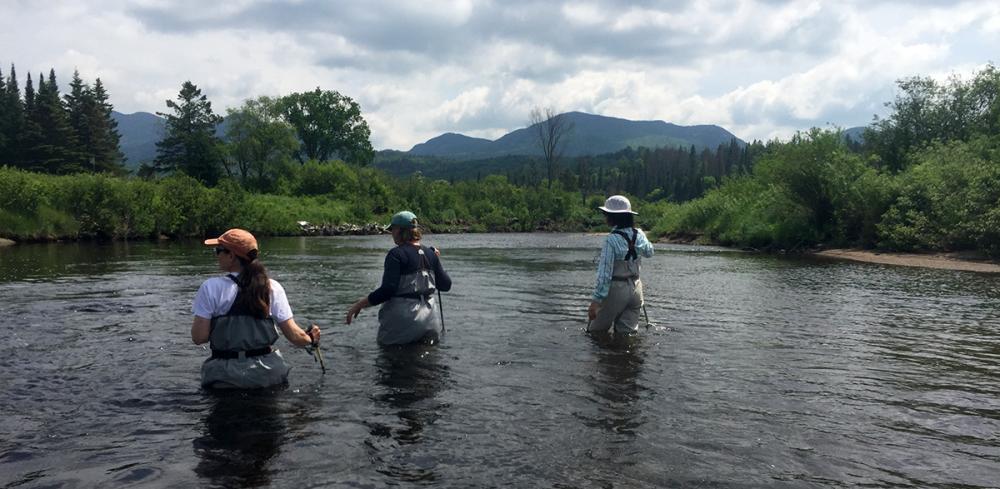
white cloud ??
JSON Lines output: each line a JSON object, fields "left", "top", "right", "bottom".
{"left": 1, "top": 0, "right": 996, "bottom": 149}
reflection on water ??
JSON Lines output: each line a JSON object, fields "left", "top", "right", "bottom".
{"left": 194, "top": 390, "right": 285, "bottom": 488}
{"left": 579, "top": 334, "right": 647, "bottom": 469}
{"left": 1, "top": 234, "right": 999, "bottom": 488}
{"left": 366, "top": 345, "right": 450, "bottom": 483}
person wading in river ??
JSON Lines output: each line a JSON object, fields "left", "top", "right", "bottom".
{"left": 191, "top": 228, "right": 320, "bottom": 388}
{"left": 345, "top": 211, "right": 452, "bottom": 345}
{"left": 587, "top": 195, "right": 654, "bottom": 334}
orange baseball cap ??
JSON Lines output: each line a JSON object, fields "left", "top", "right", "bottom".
{"left": 204, "top": 228, "right": 258, "bottom": 260}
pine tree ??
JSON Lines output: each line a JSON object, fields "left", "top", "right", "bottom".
{"left": 155, "top": 81, "right": 223, "bottom": 184}
{"left": 65, "top": 69, "right": 92, "bottom": 166}
{"left": 89, "top": 78, "right": 124, "bottom": 172}
{"left": 29, "top": 69, "right": 79, "bottom": 173}
{"left": 0, "top": 65, "right": 6, "bottom": 159}
{"left": 19, "top": 73, "right": 43, "bottom": 170}
{"left": 2, "top": 65, "right": 22, "bottom": 163}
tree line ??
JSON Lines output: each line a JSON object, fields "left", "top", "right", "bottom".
{"left": 377, "top": 138, "right": 761, "bottom": 204}
{"left": 652, "top": 64, "right": 1000, "bottom": 256}
{"left": 144, "top": 82, "right": 375, "bottom": 188}
{"left": 0, "top": 65, "right": 123, "bottom": 174}
{"left": 4, "top": 62, "right": 998, "bottom": 259}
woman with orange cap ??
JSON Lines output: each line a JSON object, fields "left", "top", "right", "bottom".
{"left": 191, "top": 228, "right": 320, "bottom": 388}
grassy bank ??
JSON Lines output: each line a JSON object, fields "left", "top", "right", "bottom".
{"left": 0, "top": 166, "right": 617, "bottom": 242}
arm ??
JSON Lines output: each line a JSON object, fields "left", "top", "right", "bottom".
{"left": 192, "top": 316, "right": 211, "bottom": 345}
{"left": 366, "top": 251, "right": 403, "bottom": 305}
{"left": 591, "top": 236, "right": 614, "bottom": 303}
{"left": 638, "top": 229, "right": 654, "bottom": 258}
{"left": 191, "top": 281, "right": 215, "bottom": 345}
{"left": 589, "top": 237, "right": 615, "bottom": 320}
{"left": 345, "top": 296, "right": 370, "bottom": 324}
{"left": 278, "top": 318, "right": 321, "bottom": 346}
{"left": 269, "top": 280, "right": 320, "bottom": 346}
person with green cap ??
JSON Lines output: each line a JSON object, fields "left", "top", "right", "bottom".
{"left": 345, "top": 211, "right": 452, "bottom": 345}
{"left": 588, "top": 195, "right": 654, "bottom": 334}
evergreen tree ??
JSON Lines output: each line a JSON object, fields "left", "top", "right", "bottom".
{"left": 89, "top": 78, "right": 124, "bottom": 172}
{"left": 29, "top": 69, "right": 79, "bottom": 173}
{"left": 19, "top": 73, "right": 43, "bottom": 170}
{"left": 65, "top": 70, "right": 92, "bottom": 166}
{"left": 1, "top": 65, "right": 22, "bottom": 163}
{"left": 155, "top": 81, "right": 224, "bottom": 185}
{"left": 0, "top": 65, "right": 6, "bottom": 158}
{"left": 66, "top": 73, "right": 124, "bottom": 173}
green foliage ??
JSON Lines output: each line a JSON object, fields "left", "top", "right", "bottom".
{"left": 155, "top": 81, "right": 225, "bottom": 185}
{"left": 223, "top": 96, "right": 299, "bottom": 192}
{"left": 655, "top": 65, "right": 1000, "bottom": 257}
{"left": 878, "top": 137, "right": 1000, "bottom": 255}
{"left": 865, "top": 64, "right": 1000, "bottom": 172}
{"left": 279, "top": 88, "right": 375, "bottom": 165}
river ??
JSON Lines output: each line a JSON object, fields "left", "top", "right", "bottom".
{"left": 1, "top": 233, "right": 998, "bottom": 488}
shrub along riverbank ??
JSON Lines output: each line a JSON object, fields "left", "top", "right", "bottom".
{"left": 647, "top": 130, "right": 1000, "bottom": 258}
{"left": 0, "top": 163, "right": 612, "bottom": 242}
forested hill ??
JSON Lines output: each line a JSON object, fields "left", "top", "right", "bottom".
{"left": 112, "top": 111, "right": 165, "bottom": 167}
{"left": 406, "top": 111, "right": 744, "bottom": 158}
{"left": 112, "top": 111, "right": 229, "bottom": 168}
{"left": 112, "top": 109, "right": 742, "bottom": 167}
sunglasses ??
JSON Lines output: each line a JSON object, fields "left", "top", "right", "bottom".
{"left": 214, "top": 246, "right": 230, "bottom": 255}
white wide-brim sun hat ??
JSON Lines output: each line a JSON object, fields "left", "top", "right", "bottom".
{"left": 598, "top": 195, "right": 638, "bottom": 215}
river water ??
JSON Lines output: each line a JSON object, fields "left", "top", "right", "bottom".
{"left": 1, "top": 233, "right": 999, "bottom": 488}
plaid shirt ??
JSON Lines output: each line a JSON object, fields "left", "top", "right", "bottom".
{"left": 592, "top": 227, "right": 654, "bottom": 302}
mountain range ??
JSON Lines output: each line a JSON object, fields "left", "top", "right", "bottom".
{"left": 409, "top": 111, "right": 744, "bottom": 158}
{"left": 111, "top": 109, "right": 864, "bottom": 168}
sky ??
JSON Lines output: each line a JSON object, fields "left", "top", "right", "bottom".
{"left": 2, "top": 0, "right": 998, "bottom": 150}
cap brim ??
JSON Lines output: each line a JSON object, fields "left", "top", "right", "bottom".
{"left": 203, "top": 238, "right": 220, "bottom": 246}
{"left": 598, "top": 206, "right": 638, "bottom": 215}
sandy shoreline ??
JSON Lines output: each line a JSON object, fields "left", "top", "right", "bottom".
{"left": 812, "top": 249, "right": 1000, "bottom": 273}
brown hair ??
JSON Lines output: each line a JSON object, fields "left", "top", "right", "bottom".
{"left": 400, "top": 226, "right": 422, "bottom": 243}
{"left": 234, "top": 249, "right": 271, "bottom": 319}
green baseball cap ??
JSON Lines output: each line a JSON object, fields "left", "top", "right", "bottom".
{"left": 389, "top": 211, "right": 418, "bottom": 228}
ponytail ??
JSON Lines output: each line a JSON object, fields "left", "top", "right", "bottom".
{"left": 235, "top": 250, "right": 271, "bottom": 319}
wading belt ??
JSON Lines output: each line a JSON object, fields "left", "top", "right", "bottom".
{"left": 211, "top": 346, "right": 272, "bottom": 360}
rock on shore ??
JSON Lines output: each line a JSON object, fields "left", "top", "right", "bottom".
{"left": 297, "top": 221, "right": 387, "bottom": 236}
{"left": 0, "top": 238, "right": 15, "bottom": 247}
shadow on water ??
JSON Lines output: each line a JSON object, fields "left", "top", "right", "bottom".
{"left": 192, "top": 389, "right": 286, "bottom": 489}
{"left": 365, "top": 345, "right": 450, "bottom": 484}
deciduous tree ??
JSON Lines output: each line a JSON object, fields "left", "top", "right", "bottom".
{"left": 279, "top": 88, "right": 374, "bottom": 165}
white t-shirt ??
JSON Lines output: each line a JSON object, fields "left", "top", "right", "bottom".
{"left": 192, "top": 274, "right": 293, "bottom": 322}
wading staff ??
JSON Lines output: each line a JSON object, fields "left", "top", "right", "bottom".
{"left": 430, "top": 247, "right": 446, "bottom": 333}
{"left": 437, "top": 289, "right": 446, "bottom": 333}
{"left": 305, "top": 323, "right": 326, "bottom": 374}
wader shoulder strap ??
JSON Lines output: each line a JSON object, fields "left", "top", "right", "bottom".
{"left": 417, "top": 246, "right": 431, "bottom": 271}
{"left": 612, "top": 228, "right": 639, "bottom": 261}
{"left": 221, "top": 273, "right": 269, "bottom": 318}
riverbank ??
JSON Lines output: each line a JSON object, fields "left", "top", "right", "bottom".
{"left": 813, "top": 249, "right": 1000, "bottom": 273}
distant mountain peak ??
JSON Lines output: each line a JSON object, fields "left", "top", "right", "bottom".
{"left": 405, "top": 111, "right": 743, "bottom": 159}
